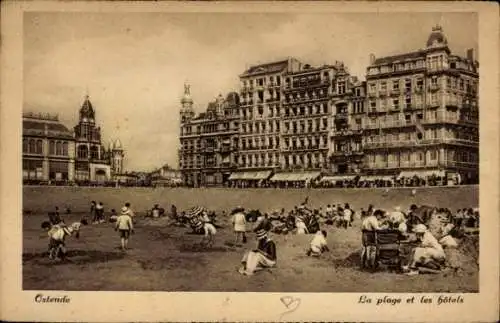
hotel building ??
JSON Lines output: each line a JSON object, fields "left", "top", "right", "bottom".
{"left": 363, "top": 25, "right": 479, "bottom": 183}
{"left": 179, "top": 84, "right": 241, "bottom": 187}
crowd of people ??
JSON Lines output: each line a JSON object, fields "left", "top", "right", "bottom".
{"left": 40, "top": 197, "right": 479, "bottom": 277}
{"left": 225, "top": 173, "right": 471, "bottom": 189}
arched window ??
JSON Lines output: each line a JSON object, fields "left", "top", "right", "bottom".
{"left": 23, "top": 139, "right": 28, "bottom": 153}
{"left": 29, "top": 139, "right": 36, "bottom": 153}
{"left": 78, "top": 145, "right": 88, "bottom": 159}
{"left": 36, "top": 140, "right": 43, "bottom": 154}
{"left": 62, "top": 142, "right": 68, "bottom": 156}
{"left": 90, "top": 146, "right": 99, "bottom": 159}
{"left": 56, "top": 141, "right": 63, "bottom": 155}
{"left": 49, "top": 140, "right": 55, "bottom": 155}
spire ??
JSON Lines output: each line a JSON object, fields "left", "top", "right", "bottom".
{"left": 79, "top": 94, "right": 95, "bottom": 122}
{"left": 181, "top": 82, "right": 194, "bottom": 105}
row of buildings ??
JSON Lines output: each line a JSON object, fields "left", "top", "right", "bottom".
{"left": 23, "top": 96, "right": 127, "bottom": 185}
{"left": 178, "top": 26, "right": 479, "bottom": 187}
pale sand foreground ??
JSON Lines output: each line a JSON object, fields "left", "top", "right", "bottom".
{"left": 22, "top": 186, "right": 478, "bottom": 292}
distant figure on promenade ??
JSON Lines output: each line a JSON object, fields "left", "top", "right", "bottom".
{"left": 115, "top": 206, "right": 134, "bottom": 251}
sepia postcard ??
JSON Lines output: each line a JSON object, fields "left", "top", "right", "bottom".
{"left": 1, "top": 1, "right": 498, "bottom": 322}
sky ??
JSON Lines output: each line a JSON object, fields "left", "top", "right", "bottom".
{"left": 24, "top": 12, "right": 478, "bottom": 172}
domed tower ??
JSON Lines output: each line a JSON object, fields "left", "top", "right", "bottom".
{"left": 180, "top": 83, "right": 195, "bottom": 124}
{"left": 426, "top": 25, "right": 448, "bottom": 49}
{"left": 110, "top": 139, "right": 124, "bottom": 174}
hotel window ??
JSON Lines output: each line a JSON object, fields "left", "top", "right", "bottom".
{"left": 356, "top": 88, "right": 361, "bottom": 96}
{"left": 370, "top": 100, "right": 377, "bottom": 110}
{"left": 418, "top": 152, "right": 424, "bottom": 161}
{"left": 322, "top": 118, "right": 328, "bottom": 129}
{"left": 392, "top": 80, "right": 399, "bottom": 90}
{"left": 405, "top": 114, "right": 411, "bottom": 124}
{"left": 392, "top": 98, "right": 399, "bottom": 110}
{"left": 405, "top": 96, "right": 412, "bottom": 108}
{"left": 430, "top": 93, "right": 437, "bottom": 105}
{"left": 322, "top": 104, "right": 328, "bottom": 114}
{"left": 405, "top": 79, "right": 412, "bottom": 91}
{"left": 380, "top": 81, "right": 387, "bottom": 92}
{"left": 36, "top": 140, "right": 43, "bottom": 154}
{"left": 49, "top": 140, "right": 56, "bottom": 155}
{"left": 369, "top": 83, "right": 376, "bottom": 93}
{"left": 431, "top": 77, "right": 438, "bottom": 86}
{"left": 337, "top": 81, "right": 346, "bottom": 94}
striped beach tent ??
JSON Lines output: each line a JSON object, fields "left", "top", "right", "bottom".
{"left": 185, "top": 206, "right": 205, "bottom": 234}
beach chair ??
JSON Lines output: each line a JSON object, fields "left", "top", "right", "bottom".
{"left": 375, "top": 229, "right": 403, "bottom": 269}
{"left": 361, "top": 229, "right": 405, "bottom": 271}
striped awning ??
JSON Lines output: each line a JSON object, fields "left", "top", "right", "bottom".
{"left": 397, "top": 170, "right": 446, "bottom": 179}
{"left": 320, "top": 175, "right": 355, "bottom": 182}
{"left": 270, "top": 172, "right": 321, "bottom": 182}
{"left": 359, "top": 175, "right": 395, "bottom": 182}
{"left": 228, "top": 171, "right": 272, "bottom": 180}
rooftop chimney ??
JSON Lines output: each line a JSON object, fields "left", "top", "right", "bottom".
{"left": 369, "top": 54, "right": 376, "bottom": 65}
{"left": 466, "top": 48, "right": 474, "bottom": 61}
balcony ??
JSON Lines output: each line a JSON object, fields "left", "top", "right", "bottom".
{"left": 363, "top": 138, "right": 478, "bottom": 150}
{"left": 390, "top": 89, "right": 400, "bottom": 96}
{"left": 332, "top": 128, "right": 363, "bottom": 137}
{"left": 414, "top": 86, "right": 424, "bottom": 94}
{"left": 331, "top": 150, "right": 363, "bottom": 157}
{"left": 428, "top": 84, "right": 440, "bottom": 91}
{"left": 334, "top": 112, "right": 348, "bottom": 120}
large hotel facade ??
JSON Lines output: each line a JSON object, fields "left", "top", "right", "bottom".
{"left": 178, "top": 26, "right": 479, "bottom": 187}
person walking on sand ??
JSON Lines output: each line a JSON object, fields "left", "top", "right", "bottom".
{"left": 231, "top": 207, "right": 247, "bottom": 245}
{"left": 115, "top": 206, "right": 134, "bottom": 251}
{"left": 123, "top": 202, "right": 136, "bottom": 223}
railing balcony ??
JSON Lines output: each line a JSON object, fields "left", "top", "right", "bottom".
{"left": 428, "top": 84, "right": 440, "bottom": 91}
{"left": 414, "top": 86, "right": 424, "bottom": 93}
{"left": 334, "top": 112, "right": 348, "bottom": 120}
{"left": 390, "top": 89, "right": 400, "bottom": 96}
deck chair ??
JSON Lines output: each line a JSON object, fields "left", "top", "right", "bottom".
{"left": 375, "top": 229, "right": 404, "bottom": 270}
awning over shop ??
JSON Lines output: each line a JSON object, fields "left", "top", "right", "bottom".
{"left": 320, "top": 175, "right": 355, "bottom": 182}
{"left": 228, "top": 171, "right": 272, "bottom": 181}
{"left": 397, "top": 170, "right": 446, "bottom": 179}
{"left": 359, "top": 175, "right": 395, "bottom": 182}
{"left": 270, "top": 172, "right": 321, "bottom": 182}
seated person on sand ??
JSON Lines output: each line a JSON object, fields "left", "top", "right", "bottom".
{"left": 403, "top": 224, "right": 446, "bottom": 276}
{"left": 151, "top": 204, "right": 161, "bottom": 218}
{"left": 238, "top": 228, "right": 277, "bottom": 276}
{"left": 306, "top": 230, "right": 329, "bottom": 257}
{"left": 295, "top": 213, "right": 309, "bottom": 235}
